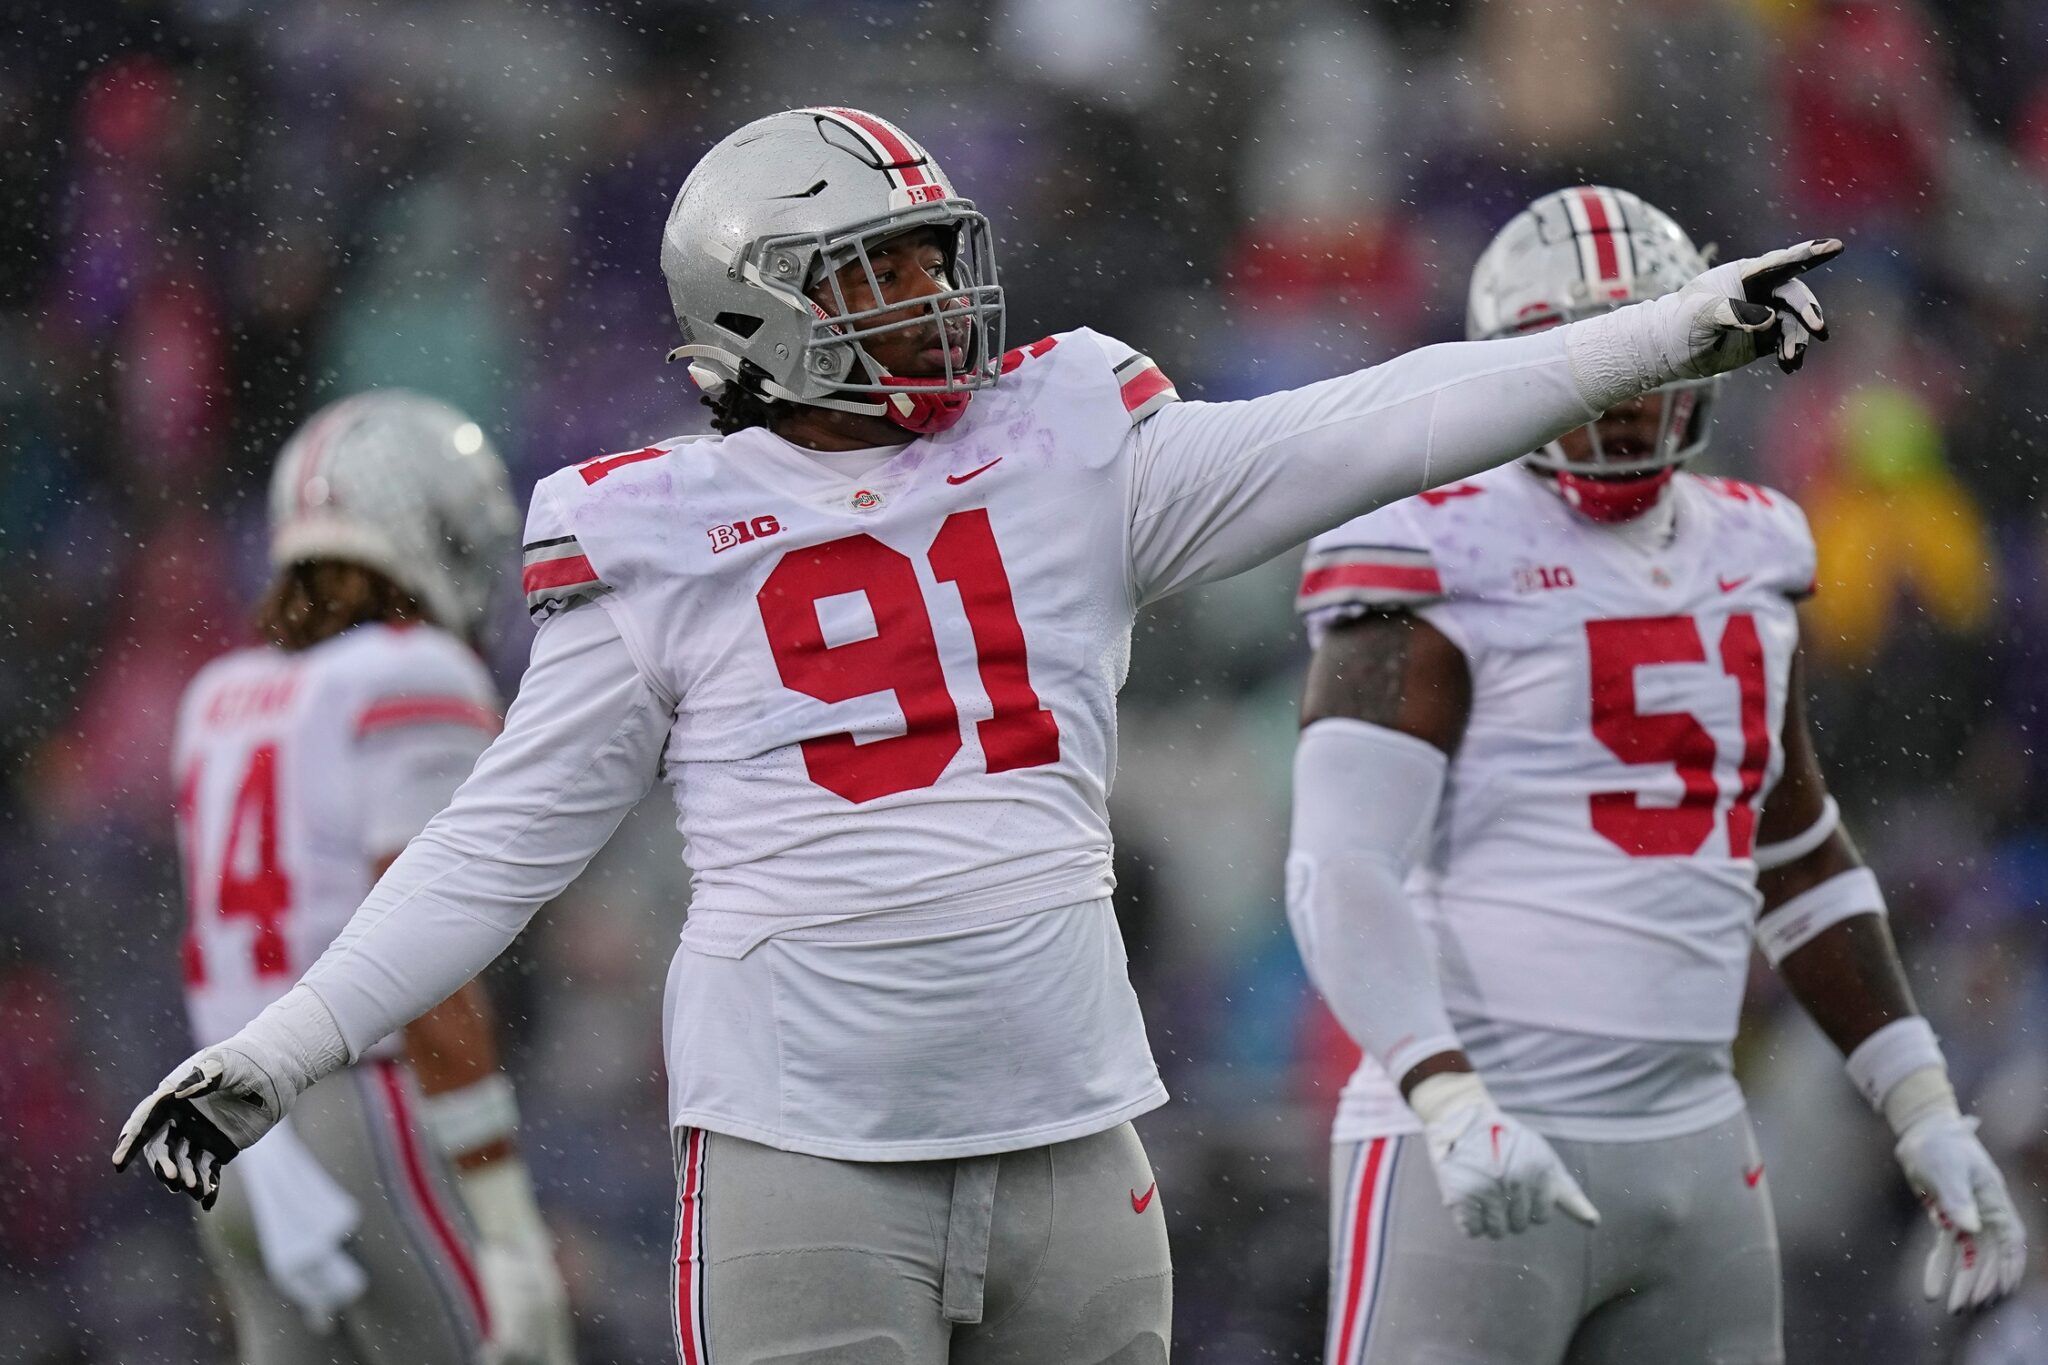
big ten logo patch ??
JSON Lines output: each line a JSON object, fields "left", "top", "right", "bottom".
{"left": 709, "top": 515, "right": 783, "bottom": 554}
{"left": 1513, "top": 563, "right": 1577, "bottom": 594}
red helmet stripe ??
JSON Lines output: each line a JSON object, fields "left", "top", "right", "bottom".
{"left": 815, "top": 106, "right": 931, "bottom": 189}
{"left": 1574, "top": 187, "right": 1622, "bottom": 282}
{"left": 292, "top": 399, "right": 355, "bottom": 516}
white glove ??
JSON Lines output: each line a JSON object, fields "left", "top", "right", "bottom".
{"left": 111, "top": 1042, "right": 295, "bottom": 1208}
{"left": 111, "top": 986, "right": 348, "bottom": 1207}
{"left": 1410, "top": 1071, "right": 1601, "bottom": 1239}
{"left": 1567, "top": 238, "right": 1843, "bottom": 409}
{"left": 1683, "top": 239, "right": 1841, "bottom": 376}
{"left": 1895, "top": 1107, "right": 2028, "bottom": 1315}
{"left": 461, "top": 1160, "right": 576, "bottom": 1365}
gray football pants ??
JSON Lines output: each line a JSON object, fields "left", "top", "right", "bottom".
{"left": 670, "top": 1121, "right": 1172, "bottom": 1364}
{"left": 1326, "top": 1110, "right": 1782, "bottom": 1365}
{"left": 195, "top": 1060, "right": 489, "bottom": 1365}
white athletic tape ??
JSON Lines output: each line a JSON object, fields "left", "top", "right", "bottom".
{"left": 418, "top": 1073, "right": 520, "bottom": 1157}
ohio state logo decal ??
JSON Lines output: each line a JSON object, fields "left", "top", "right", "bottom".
{"left": 849, "top": 488, "right": 883, "bottom": 513}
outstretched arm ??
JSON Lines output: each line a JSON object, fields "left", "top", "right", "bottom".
{"left": 1290, "top": 611, "right": 1597, "bottom": 1237}
{"left": 1759, "top": 647, "right": 2026, "bottom": 1315}
{"left": 1130, "top": 241, "right": 1839, "bottom": 603}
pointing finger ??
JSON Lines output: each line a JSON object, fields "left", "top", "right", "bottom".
{"left": 1771, "top": 278, "right": 1827, "bottom": 338}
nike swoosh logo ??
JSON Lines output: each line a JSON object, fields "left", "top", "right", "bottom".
{"left": 1718, "top": 574, "right": 1752, "bottom": 593}
{"left": 1744, "top": 1163, "right": 1765, "bottom": 1188}
{"left": 947, "top": 458, "right": 1002, "bottom": 485}
{"left": 1130, "top": 1181, "right": 1157, "bottom": 1214}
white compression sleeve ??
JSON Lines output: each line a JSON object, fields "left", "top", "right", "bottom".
{"left": 301, "top": 602, "right": 671, "bottom": 1060}
{"left": 1123, "top": 277, "right": 1758, "bottom": 604}
{"left": 1285, "top": 717, "right": 1460, "bottom": 1085}
{"left": 1127, "top": 328, "right": 1599, "bottom": 602}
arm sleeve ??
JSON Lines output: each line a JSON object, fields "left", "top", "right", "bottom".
{"left": 1128, "top": 328, "right": 1595, "bottom": 604}
{"left": 1285, "top": 717, "right": 1462, "bottom": 1086}
{"left": 300, "top": 601, "right": 670, "bottom": 1060}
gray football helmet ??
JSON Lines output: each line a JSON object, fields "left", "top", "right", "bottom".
{"left": 661, "top": 107, "right": 1004, "bottom": 435}
{"left": 1468, "top": 186, "right": 1717, "bottom": 475}
{"left": 268, "top": 391, "right": 518, "bottom": 635}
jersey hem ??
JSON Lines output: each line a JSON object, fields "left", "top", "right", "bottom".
{"left": 1328, "top": 1080, "right": 1747, "bottom": 1146}
{"left": 671, "top": 1083, "right": 1169, "bottom": 1162}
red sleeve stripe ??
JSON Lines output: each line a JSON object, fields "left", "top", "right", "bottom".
{"left": 356, "top": 696, "right": 501, "bottom": 738}
{"left": 1117, "top": 360, "right": 1178, "bottom": 420}
{"left": 1299, "top": 563, "right": 1444, "bottom": 598}
{"left": 520, "top": 553, "right": 601, "bottom": 596}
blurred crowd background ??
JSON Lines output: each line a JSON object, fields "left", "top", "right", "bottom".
{"left": 6, "top": 0, "right": 2048, "bottom": 1360}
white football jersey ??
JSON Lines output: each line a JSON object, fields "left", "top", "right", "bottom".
{"left": 521, "top": 328, "right": 1179, "bottom": 959}
{"left": 175, "top": 624, "right": 499, "bottom": 1049}
{"left": 1297, "top": 466, "right": 1816, "bottom": 1141}
{"left": 302, "top": 317, "right": 1617, "bottom": 1159}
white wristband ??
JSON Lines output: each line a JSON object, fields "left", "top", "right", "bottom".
{"left": 1754, "top": 866, "right": 1884, "bottom": 967}
{"left": 1846, "top": 1017, "right": 1948, "bottom": 1116}
{"left": 419, "top": 1074, "right": 521, "bottom": 1157}
{"left": 1753, "top": 796, "right": 1840, "bottom": 870}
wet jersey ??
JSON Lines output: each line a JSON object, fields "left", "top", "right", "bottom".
{"left": 520, "top": 329, "right": 1179, "bottom": 959}
{"left": 175, "top": 625, "right": 499, "bottom": 1049}
{"left": 295, "top": 317, "right": 1624, "bottom": 1158}
{"left": 1297, "top": 466, "right": 1816, "bottom": 1141}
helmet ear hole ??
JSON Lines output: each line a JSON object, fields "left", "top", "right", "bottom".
{"left": 714, "top": 311, "right": 764, "bottom": 339}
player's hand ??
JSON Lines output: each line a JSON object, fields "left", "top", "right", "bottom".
{"left": 1679, "top": 239, "right": 1843, "bottom": 377}
{"left": 110, "top": 1043, "right": 293, "bottom": 1208}
{"left": 462, "top": 1161, "right": 576, "bottom": 1365}
{"left": 1410, "top": 1071, "right": 1600, "bottom": 1238}
{"left": 1894, "top": 1110, "right": 2028, "bottom": 1314}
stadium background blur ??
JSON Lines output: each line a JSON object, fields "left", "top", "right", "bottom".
{"left": 6, "top": 0, "right": 2048, "bottom": 1360}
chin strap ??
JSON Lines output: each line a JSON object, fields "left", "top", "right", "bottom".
{"left": 1553, "top": 466, "right": 1675, "bottom": 523}
{"left": 670, "top": 341, "right": 977, "bottom": 438}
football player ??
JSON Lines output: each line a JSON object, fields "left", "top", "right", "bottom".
{"left": 123, "top": 393, "right": 574, "bottom": 1365}
{"left": 116, "top": 114, "right": 1838, "bottom": 1362}
{"left": 1287, "top": 187, "right": 2026, "bottom": 1365}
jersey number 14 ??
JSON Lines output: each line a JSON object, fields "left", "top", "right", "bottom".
{"left": 177, "top": 744, "right": 294, "bottom": 984}
{"left": 757, "top": 509, "right": 1062, "bottom": 804}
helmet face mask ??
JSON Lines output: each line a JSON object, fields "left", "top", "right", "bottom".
{"left": 1529, "top": 377, "right": 1716, "bottom": 478}
{"left": 787, "top": 211, "right": 1003, "bottom": 398}
{"left": 662, "top": 108, "right": 1007, "bottom": 436}
{"left": 1466, "top": 186, "right": 1721, "bottom": 513}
